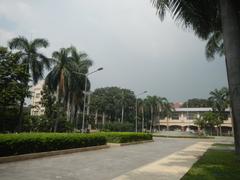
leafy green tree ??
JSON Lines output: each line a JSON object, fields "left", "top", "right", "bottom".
{"left": 8, "top": 36, "right": 50, "bottom": 131}
{"left": 0, "top": 47, "right": 30, "bottom": 132}
{"left": 182, "top": 98, "right": 212, "bottom": 108}
{"left": 152, "top": 0, "right": 240, "bottom": 154}
{"left": 90, "top": 87, "right": 136, "bottom": 127}
{"left": 40, "top": 84, "right": 56, "bottom": 130}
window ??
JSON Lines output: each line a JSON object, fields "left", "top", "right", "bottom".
{"left": 187, "top": 112, "right": 196, "bottom": 120}
{"left": 35, "top": 93, "right": 41, "bottom": 98}
{"left": 171, "top": 112, "right": 179, "bottom": 120}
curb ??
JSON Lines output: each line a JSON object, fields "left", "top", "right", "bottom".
{"left": 108, "top": 140, "right": 154, "bottom": 147}
{"left": 0, "top": 145, "right": 109, "bottom": 164}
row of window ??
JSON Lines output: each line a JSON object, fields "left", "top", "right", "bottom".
{"left": 170, "top": 112, "right": 230, "bottom": 120}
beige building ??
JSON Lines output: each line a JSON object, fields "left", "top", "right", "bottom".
{"left": 30, "top": 80, "right": 45, "bottom": 116}
{"left": 155, "top": 107, "right": 233, "bottom": 135}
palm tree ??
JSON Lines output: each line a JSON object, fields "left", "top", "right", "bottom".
{"left": 68, "top": 47, "right": 92, "bottom": 124}
{"left": 8, "top": 36, "right": 50, "bottom": 131}
{"left": 209, "top": 87, "right": 229, "bottom": 135}
{"left": 45, "top": 47, "right": 92, "bottom": 131}
{"left": 137, "top": 98, "right": 145, "bottom": 132}
{"left": 45, "top": 48, "right": 72, "bottom": 131}
{"left": 152, "top": 0, "right": 240, "bottom": 154}
{"left": 205, "top": 31, "right": 224, "bottom": 60}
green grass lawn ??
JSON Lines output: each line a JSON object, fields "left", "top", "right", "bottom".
{"left": 181, "top": 144, "right": 240, "bottom": 180}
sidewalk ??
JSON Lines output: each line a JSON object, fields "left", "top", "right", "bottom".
{"left": 113, "top": 141, "right": 213, "bottom": 180}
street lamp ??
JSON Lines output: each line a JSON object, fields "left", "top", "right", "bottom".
{"left": 135, "top": 91, "right": 147, "bottom": 132}
{"left": 73, "top": 67, "right": 103, "bottom": 132}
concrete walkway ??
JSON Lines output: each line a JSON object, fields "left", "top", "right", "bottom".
{"left": 0, "top": 137, "right": 220, "bottom": 180}
{"left": 113, "top": 141, "right": 213, "bottom": 180}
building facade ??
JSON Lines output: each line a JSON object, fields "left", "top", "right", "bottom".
{"left": 154, "top": 107, "right": 233, "bottom": 135}
{"left": 30, "top": 80, "right": 45, "bottom": 116}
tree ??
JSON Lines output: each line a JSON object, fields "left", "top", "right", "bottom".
{"left": 144, "top": 96, "right": 172, "bottom": 132}
{"left": 209, "top": 87, "right": 229, "bottom": 135}
{"left": 68, "top": 47, "right": 92, "bottom": 124}
{"left": 202, "top": 111, "right": 220, "bottom": 136}
{"left": 45, "top": 47, "right": 92, "bottom": 130}
{"left": 194, "top": 116, "right": 206, "bottom": 135}
{"left": 182, "top": 98, "right": 211, "bottom": 108}
{"left": 152, "top": 0, "right": 240, "bottom": 154}
{"left": 205, "top": 31, "right": 224, "bottom": 59}
{"left": 0, "top": 47, "right": 30, "bottom": 132}
{"left": 90, "top": 87, "right": 136, "bottom": 127}
{"left": 8, "top": 36, "right": 50, "bottom": 131}
{"left": 40, "top": 85, "right": 56, "bottom": 119}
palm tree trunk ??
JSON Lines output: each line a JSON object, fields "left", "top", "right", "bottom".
{"left": 142, "top": 106, "right": 144, "bottom": 132}
{"left": 17, "top": 98, "right": 25, "bottom": 132}
{"left": 66, "top": 93, "right": 71, "bottom": 122}
{"left": 150, "top": 106, "right": 153, "bottom": 133}
{"left": 121, "top": 106, "right": 124, "bottom": 124}
{"left": 95, "top": 110, "right": 98, "bottom": 125}
{"left": 102, "top": 112, "right": 105, "bottom": 125}
{"left": 220, "top": 0, "right": 240, "bottom": 154}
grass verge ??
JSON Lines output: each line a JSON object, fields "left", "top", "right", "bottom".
{"left": 181, "top": 144, "right": 240, "bottom": 180}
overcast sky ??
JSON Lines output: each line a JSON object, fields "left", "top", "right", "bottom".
{"left": 0, "top": 0, "right": 228, "bottom": 102}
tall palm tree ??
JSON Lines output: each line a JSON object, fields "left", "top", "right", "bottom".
{"left": 137, "top": 98, "right": 145, "bottom": 132}
{"left": 8, "top": 36, "right": 50, "bottom": 131}
{"left": 45, "top": 48, "right": 72, "bottom": 131}
{"left": 68, "top": 47, "right": 92, "bottom": 123}
{"left": 45, "top": 47, "right": 92, "bottom": 131}
{"left": 152, "top": 0, "right": 240, "bottom": 154}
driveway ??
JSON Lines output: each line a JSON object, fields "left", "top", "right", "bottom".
{"left": 0, "top": 137, "right": 210, "bottom": 180}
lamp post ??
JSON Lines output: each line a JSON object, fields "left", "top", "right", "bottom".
{"left": 135, "top": 91, "right": 147, "bottom": 132}
{"left": 74, "top": 67, "right": 103, "bottom": 132}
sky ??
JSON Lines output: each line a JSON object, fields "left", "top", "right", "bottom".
{"left": 0, "top": 0, "right": 228, "bottom": 102}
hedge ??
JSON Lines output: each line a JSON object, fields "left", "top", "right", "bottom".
{"left": 99, "top": 132, "right": 153, "bottom": 143}
{"left": 0, "top": 133, "right": 106, "bottom": 157}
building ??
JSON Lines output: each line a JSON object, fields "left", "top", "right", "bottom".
{"left": 154, "top": 107, "right": 233, "bottom": 135}
{"left": 30, "top": 80, "right": 45, "bottom": 116}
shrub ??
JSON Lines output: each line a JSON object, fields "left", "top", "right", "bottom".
{"left": 99, "top": 132, "right": 152, "bottom": 143}
{"left": 0, "top": 133, "right": 106, "bottom": 157}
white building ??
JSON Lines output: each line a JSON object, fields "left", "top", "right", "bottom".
{"left": 30, "top": 80, "right": 45, "bottom": 116}
{"left": 154, "top": 107, "right": 233, "bottom": 135}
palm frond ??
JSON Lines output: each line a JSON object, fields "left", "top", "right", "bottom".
{"left": 32, "top": 38, "right": 49, "bottom": 48}
{"left": 8, "top": 36, "right": 29, "bottom": 51}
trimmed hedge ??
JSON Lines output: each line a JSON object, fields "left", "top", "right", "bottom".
{"left": 99, "top": 132, "right": 153, "bottom": 143}
{"left": 0, "top": 133, "right": 106, "bottom": 157}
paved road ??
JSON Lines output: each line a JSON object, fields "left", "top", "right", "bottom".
{"left": 0, "top": 138, "right": 207, "bottom": 180}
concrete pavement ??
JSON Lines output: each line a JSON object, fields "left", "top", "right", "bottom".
{"left": 0, "top": 137, "right": 228, "bottom": 180}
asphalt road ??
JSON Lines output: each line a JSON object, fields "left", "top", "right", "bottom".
{"left": 0, "top": 138, "right": 204, "bottom": 180}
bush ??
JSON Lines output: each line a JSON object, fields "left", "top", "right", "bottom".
{"left": 99, "top": 132, "right": 152, "bottom": 143}
{"left": 100, "top": 122, "right": 134, "bottom": 132}
{"left": 0, "top": 133, "right": 106, "bottom": 157}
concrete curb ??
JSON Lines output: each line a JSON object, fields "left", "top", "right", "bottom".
{"left": 108, "top": 140, "right": 154, "bottom": 147}
{"left": 0, "top": 145, "right": 109, "bottom": 164}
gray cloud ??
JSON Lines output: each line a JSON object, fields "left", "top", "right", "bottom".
{"left": 0, "top": 0, "right": 227, "bottom": 102}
